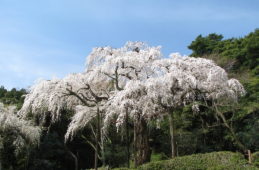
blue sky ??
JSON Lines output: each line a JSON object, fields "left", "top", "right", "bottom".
{"left": 1, "top": 0, "right": 258, "bottom": 90}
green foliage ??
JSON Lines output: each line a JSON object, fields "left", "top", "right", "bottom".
{"left": 188, "top": 29, "right": 259, "bottom": 73}
{"left": 0, "top": 86, "right": 27, "bottom": 110}
{"left": 27, "top": 132, "right": 66, "bottom": 170}
{"left": 187, "top": 29, "right": 259, "bottom": 154}
{"left": 238, "top": 115, "right": 259, "bottom": 151}
{"left": 235, "top": 29, "right": 259, "bottom": 72}
{"left": 95, "top": 167, "right": 129, "bottom": 170}
{"left": 252, "top": 152, "right": 259, "bottom": 167}
{"left": 104, "top": 144, "right": 129, "bottom": 167}
{"left": 26, "top": 110, "right": 96, "bottom": 170}
{"left": 102, "top": 123, "right": 133, "bottom": 168}
{"left": 150, "top": 107, "right": 205, "bottom": 158}
{"left": 188, "top": 33, "right": 223, "bottom": 57}
{"left": 137, "top": 152, "right": 256, "bottom": 170}
{"left": 0, "top": 86, "right": 7, "bottom": 98}
{"left": 150, "top": 151, "right": 163, "bottom": 162}
{"left": 1, "top": 129, "right": 21, "bottom": 169}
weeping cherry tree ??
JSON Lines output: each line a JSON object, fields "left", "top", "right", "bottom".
{"left": 18, "top": 41, "right": 246, "bottom": 169}
{"left": 18, "top": 73, "right": 110, "bottom": 170}
{"left": 0, "top": 103, "right": 41, "bottom": 168}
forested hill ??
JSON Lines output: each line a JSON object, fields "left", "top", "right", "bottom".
{"left": 188, "top": 29, "right": 259, "bottom": 74}
{"left": 188, "top": 29, "right": 259, "bottom": 115}
{"left": 0, "top": 86, "right": 26, "bottom": 110}
{"left": 0, "top": 29, "right": 259, "bottom": 170}
{"left": 186, "top": 28, "right": 259, "bottom": 155}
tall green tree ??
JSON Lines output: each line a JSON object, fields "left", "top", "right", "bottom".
{"left": 187, "top": 33, "right": 223, "bottom": 57}
{"left": 187, "top": 28, "right": 259, "bottom": 153}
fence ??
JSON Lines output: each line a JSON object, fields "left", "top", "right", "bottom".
{"left": 237, "top": 150, "right": 252, "bottom": 164}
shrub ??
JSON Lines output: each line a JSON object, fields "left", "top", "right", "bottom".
{"left": 137, "top": 152, "right": 256, "bottom": 170}
{"left": 252, "top": 152, "right": 259, "bottom": 167}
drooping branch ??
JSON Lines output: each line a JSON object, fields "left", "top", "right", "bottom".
{"left": 65, "top": 88, "right": 96, "bottom": 107}
{"left": 0, "top": 103, "right": 41, "bottom": 154}
{"left": 104, "top": 72, "right": 116, "bottom": 80}
{"left": 79, "top": 93, "right": 96, "bottom": 103}
{"left": 84, "top": 84, "right": 109, "bottom": 101}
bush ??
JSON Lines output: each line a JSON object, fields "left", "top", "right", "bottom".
{"left": 136, "top": 152, "right": 257, "bottom": 170}
{"left": 252, "top": 152, "right": 259, "bottom": 167}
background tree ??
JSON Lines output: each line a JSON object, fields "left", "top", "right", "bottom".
{"left": 188, "top": 29, "right": 259, "bottom": 73}
{"left": 0, "top": 102, "right": 41, "bottom": 169}
{"left": 187, "top": 28, "right": 259, "bottom": 153}
{"left": 0, "top": 86, "right": 7, "bottom": 99}
{"left": 187, "top": 33, "right": 223, "bottom": 57}
{"left": 0, "top": 87, "right": 27, "bottom": 110}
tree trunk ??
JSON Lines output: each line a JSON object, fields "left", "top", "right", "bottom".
{"left": 168, "top": 110, "right": 175, "bottom": 159}
{"left": 215, "top": 106, "right": 246, "bottom": 152}
{"left": 0, "top": 135, "right": 3, "bottom": 170}
{"left": 134, "top": 118, "right": 137, "bottom": 169}
{"left": 101, "top": 127, "right": 105, "bottom": 166}
{"left": 135, "top": 116, "right": 151, "bottom": 166}
{"left": 95, "top": 104, "right": 100, "bottom": 170}
{"left": 99, "top": 112, "right": 105, "bottom": 166}
{"left": 126, "top": 107, "right": 130, "bottom": 169}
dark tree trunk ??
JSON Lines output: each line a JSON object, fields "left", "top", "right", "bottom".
{"left": 134, "top": 119, "right": 137, "bottom": 169}
{"left": 126, "top": 107, "right": 130, "bottom": 169}
{"left": 0, "top": 138, "right": 3, "bottom": 170}
{"left": 135, "top": 116, "right": 151, "bottom": 166}
{"left": 168, "top": 110, "right": 175, "bottom": 159}
{"left": 94, "top": 104, "right": 100, "bottom": 170}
